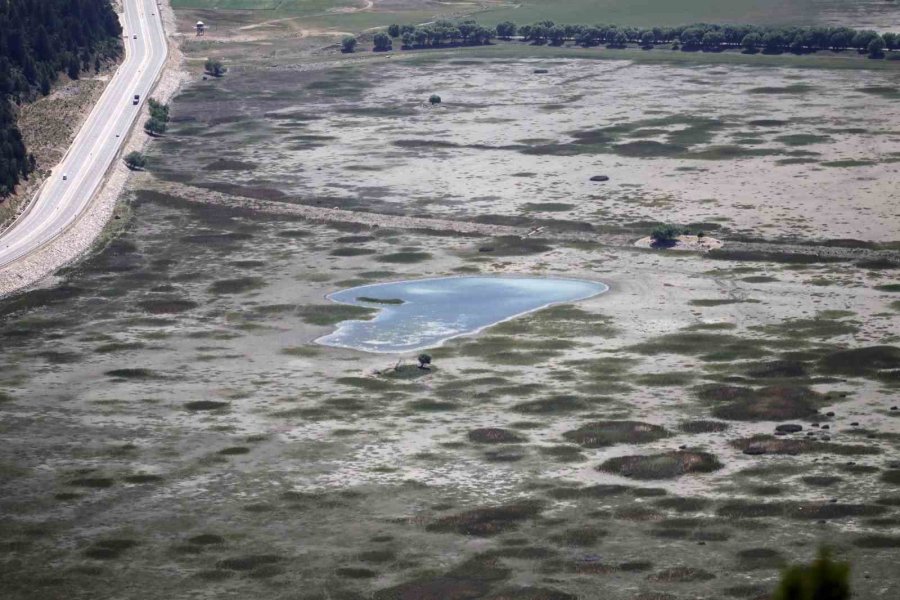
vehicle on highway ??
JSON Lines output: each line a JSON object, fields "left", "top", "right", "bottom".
{"left": 62, "top": 174, "right": 67, "bottom": 181}
{"left": 133, "top": 35, "right": 138, "bottom": 39}
{"left": 133, "top": 94, "right": 140, "bottom": 105}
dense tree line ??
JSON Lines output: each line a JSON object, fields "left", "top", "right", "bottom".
{"left": 376, "top": 20, "right": 497, "bottom": 51}
{"left": 378, "top": 19, "right": 898, "bottom": 59}
{"left": 0, "top": 0, "right": 122, "bottom": 197}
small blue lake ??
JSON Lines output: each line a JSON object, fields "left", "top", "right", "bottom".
{"left": 315, "top": 276, "right": 608, "bottom": 353}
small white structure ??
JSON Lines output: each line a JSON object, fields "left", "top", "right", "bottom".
{"left": 195, "top": 21, "right": 206, "bottom": 36}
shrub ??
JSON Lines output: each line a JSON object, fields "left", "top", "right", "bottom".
{"left": 148, "top": 98, "right": 169, "bottom": 122}
{"left": 650, "top": 224, "right": 682, "bottom": 246}
{"left": 123, "top": 151, "right": 146, "bottom": 170}
{"left": 341, "top": 36, "right": 357, "bottom": 53}
{"left": 418, "top": 353, "right": 432, "bottom": 369}
{"left": 773, "top": 548, "right": 849, "bottom": 600}
{"left": 429, "top": 94, "right": 442, "bottom": 105}
{"left": 143, "top": 117, "right": 166, "bottom": 136}
{"left": 204, "top": 58, "right": 226, "bottom": 77}
{"left": 387, "top": 24, "right": 400, "bottom": 38}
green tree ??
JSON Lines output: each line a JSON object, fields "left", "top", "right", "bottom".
{"left": 548, "top": 25, "right": 567, "bottom": 46}
{"left": 679, "top": 27, "right": 703, "bottom": 50}
{"left": 882, "top": 32, "right": 897, "bottom": 50}
{"left": 387, "top": 24, "right": 400, "bottom": 38}
{"left": 429, "top": 94, "right": 441, "bottom": 105}
{"left": 650, "top": 224, "right": 681, "bottom": 247}
{"left": 204, "top": 58, "right": 226, "bottom": 77}
{"left": 773, "top": 548, "right": 849, "bottom": 600}
{"left": 496, "top": 21, "right": 516, "bottom": 40}
{"left": 867, "top": 36, "right": 886, "bottom": 58}
{"left": 66, "top": 54, "right": 80, "bottom": 79}
{"left": 373, "top": 32, "right": 392, "bottom": 51}
{"left": 123, "top": 151, "right": 146, "bottom": 170}
{"left": 702, "top": 31, "right": 725, "bottom": 51}
{"left": 148, "top": 98, "right": 169, "bottom": 122}
{"left": 762, "top": 30, "right": 786, "bottom": 53}
{"left": 640, "top": 30, "right": 655, "bottom": 49}
{"left": 418, "top": 353, "right": 432, "bottom": 369}
{"left": 143, "top": 117, "right": 166, "bottom": 136}
{"left": 851, "top": 30, "right": 879, "bottom": 51}
{"left": 341, "top": 36, "right": 357, "bottom": 53}
{"left": 609, "top": 30, "right": 627, "bottom": 48}
{"left": 742, "top": 32, "right": 762, "bottom": 53}
{"left": 401, "top": 32, "right": 414, "bottom": 48}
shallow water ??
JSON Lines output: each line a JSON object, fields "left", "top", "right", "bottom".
{"left": 316, "top": 276, "right": 608, "bottom": 353}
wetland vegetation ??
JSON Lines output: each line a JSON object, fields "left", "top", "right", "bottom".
{"left": 2, "top": 0, "right": 900, "bottom": 599}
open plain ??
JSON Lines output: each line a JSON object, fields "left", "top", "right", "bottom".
{"left": 1, "top": 1, "right": 899, "bottom": 599}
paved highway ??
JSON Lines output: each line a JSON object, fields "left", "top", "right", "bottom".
{"left": 0, "top": 0, "right": 167, "bottom": 268}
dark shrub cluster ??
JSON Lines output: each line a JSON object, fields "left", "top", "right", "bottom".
{"left": 378, "top": 18, "right": 898, "bottom": 59}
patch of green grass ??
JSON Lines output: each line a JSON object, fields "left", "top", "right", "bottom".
{"left": 426, "top": 501, "right": 544, "bottom": 536}
{"left": 297, "top": 304, "right": 375, "bottom": 326}
{"left": 83, "top": 539, "right": 139, "bottom": 560}
{"left": 522, "top": 202, "right": 575, "bottom": 212}
{"left": 208, "top": 277, "right": 266, "bottom": 295}
{"left": 698, "top": 384, "right": 824, "bottom": 421}
{"left": 356, "top": 296, "right": 404, "bottom": 305}
{"left": 775, "top": 134, "right": 831, "bottom": 146}
{"left": 563, "top": 420, "right": 669, "bottom": 448}
{"left": 331, "top": 248, "right": 376, "bottom": 257}
{"left": 628, "top": 332, "right": 766, "bottom": 360}
{"left": 751, "top": 314, "right": 859, "bottom": 339}
{"left": 636, "top": 372, "right": 696, "bottom": 386}
{"left": 104, "top": 368, "right": 159, "bottom": 379}
{"left": 689, "top": 298, "right": 758, "bottom": 307}
{"left": 747, "top": 84, "right": 816, "bottom": 95}
{"left": 820, "top": 159, "right": 878, "bottom": 168}
{"left": 599, "top": 451, "right": 722, "bottom": 480}
{"left": 336, "top": 377, "right": 394, "bottom": 391}
{"left": 376, "top": 251, "right": 432, "bottom": 264}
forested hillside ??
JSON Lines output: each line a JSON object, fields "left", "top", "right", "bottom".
{"left": 0, "top": 0, "right": 122, "bottom": 197}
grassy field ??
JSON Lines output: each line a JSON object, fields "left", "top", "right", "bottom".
{"left": 477, "top": 0, "right": 832, "bottom": 27}
{"left": 172, "top": 0, "right": 900, "bottom": 31}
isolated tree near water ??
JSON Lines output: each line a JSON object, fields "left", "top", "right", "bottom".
{"left": 429, "top": 94, "right": 441, "bottom": 105}
{"left": 650, "top": 224, "right": 681, "bottom": 247}
{"left": 773, "top": 548, "right": 849, "bottom": 600}
{"left": 123, "top": 151, "right": 146, "bottom": 170}
{"left": 204, "top": 58, "right": 226, "bottom": 77}
{"left": 341, "top": 36, "right": 357, "bottom": 53}
{"left": 417, "top": 354, "right": 432, "bottom": 369}
{"left": 373, "top": 32, "right": 392, "bottom": 51}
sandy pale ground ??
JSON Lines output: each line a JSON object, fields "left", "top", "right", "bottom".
{"left": 0, "top": 0, "right": 188, "bottom": 298}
